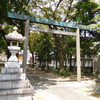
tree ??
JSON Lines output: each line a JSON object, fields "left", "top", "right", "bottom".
{"left": 0, "top": 0, "right": 31, "bottom": 54}
{"left": 88, "top": 0, "right": 100, "bottom": 32}
{"left": 26, "top": 0, "right": 99, "bottom": 71}
{"left": 29, "top": 31, "right": 54, "bottom": 70}
{"left": 29, "top": 0, "right": 77, "bottom": 70}
{"left": 71, "top": 0, "right": 99, "bottom": 71}
{"left": 0, "top": 0, "right": 99, "bottom": 73}
{"left": 72, "top": 0, "right": 99, "bottom": 25}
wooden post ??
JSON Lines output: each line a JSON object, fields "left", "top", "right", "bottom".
{"left": 76, "top": 28, "right": 81, "bottom": 81}
{"left": 22, "top": 20, "right": 30, "bottom": 73}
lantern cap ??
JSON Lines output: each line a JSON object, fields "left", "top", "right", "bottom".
{"left": 5, "top": 26, "right": 25, "bottom": 42}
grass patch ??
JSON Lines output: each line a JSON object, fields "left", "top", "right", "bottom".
{"left": 0, "top": 64, "right": 3, "bottom": 71}
{"left": 91, "top": 93, "right": 100, "bottom": 98}
{"left": 58, "top": 70, "right": 71, "bottom": 77}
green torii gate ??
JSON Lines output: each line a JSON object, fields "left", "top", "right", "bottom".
{"left": 7, "top": 12, "right": 94, "bottom": 82}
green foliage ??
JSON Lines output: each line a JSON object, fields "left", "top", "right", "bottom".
{"left": 0, "top": 25, "right": 13, "bottom": 53}
{"left": 0, "top": 0, "right": 31, "bottom": 24}
{"left": 91, "top": 93, "right": 100, "bottom": 98}
{"left": 0, "top": 33, "right": 7, "bottom": 53}
{"left": 65, "top": 36, "right": 76, "bottom": 55}
{"left": 3, "top": 25, "right": 13, "bottom": 34}
{"left": 0, "top": 64, "right": 3, "bottom": 71}
{"left": 29, "top": 32, "right": 40, "bottom": 52}
{"left": 59, "top": 70, "right": 70, "bottom": 77}
{"left": 72, "top": 0, "right": 99, "bottom": 25}
{"left": 29, "top": 31, "right": 54, "bottom": 62}
{"left": 28, "top": 0, "right": 99, "bottom": 70}
{"left": 0, "top": 0, "right": 99, "bottom": 74}
{"left": 0, "top": 0, "right": 8, "bottom": 23}
{"left": 0, "top": 0, "right": 32, "bottom": 53}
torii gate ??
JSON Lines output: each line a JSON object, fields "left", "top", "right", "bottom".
{"left": 7, "top": 12, "right": 94, "bottom": 82}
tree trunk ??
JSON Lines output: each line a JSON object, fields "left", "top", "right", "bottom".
{"left": 82, "top": 32, "right": 86, "bottom": 72}
{"left": 59, "top": 50, "right": 65, "bottom": 70}
{"left": 53, "top": 35, "right": 65, "bottom": 70}
{"left": 32, "top": 52, "right": 34, "bottom": 68}
{"left": 56, "top": 60, "right": 58, "bottom": 69}
{"left": 82, "top": 54, "right": 85, "bottom": 72}
{"left": 49, "top": 26, "right": 66, "bottom": 71}
{"left": 69, "top": 55, "right": 73, "bottom": 72}
{"left": 40, "top": 61, "right": 42, "bottom": 68}
{"left": 65, "top": 57, "right": 67, "bottom": 70}
{"left": 41, "top": 61, "right": 45, "bottom": 70}
{"left": 74, "top": 55, "right": 76, "bottom": 72}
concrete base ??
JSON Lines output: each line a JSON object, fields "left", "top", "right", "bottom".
{"left": 1, "top": 67, "right": 23, "bottom": 74}
{"left": 0, "top": 80, "right": 30, "bottom": 89}
{"left": 0, "top": 66, "right": 34, "bottom": 100}
{"left": 0, "top": 94, "right": 33, "bottom": 100}
{"left": 95, "top": 78, "right": 100, "bottom": 94}
{"left": 0, "top": 73, "right": 26, "bottom": 81}
{"left": 5, "top": 62, "right": 20, "bottom": 68}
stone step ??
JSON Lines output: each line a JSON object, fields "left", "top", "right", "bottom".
{"left": 96, "top": 78, "right": 100, "bottom": 82}
{"left": 1, "top": 68, "right": 23, "bottom": 74}
{"left": 0, "top": 80, "right": 30, "bottom": 89}
{"left": 5, "top": 62, "right": 20, "bottom": 68}
{"left": 0, "top": 73, "right": 26, "bottom": 81}
{"left": 0, "top": 86, "right": 34, "bottom": 95}
{"left": 0, "top": 94, "right": 33, "bottom": 100}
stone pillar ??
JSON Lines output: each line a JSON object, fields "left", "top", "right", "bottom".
{"left": 0, "top": 27, "right": 34, "bottom": 100}
{"left": 76, "top": 28, "right": 81, "bottom": 81}
{"left": 95, "top": 75, "right": 100, "bottom": 94}
{"left": 94, "top": 57, "right": 100, "bottom": 94}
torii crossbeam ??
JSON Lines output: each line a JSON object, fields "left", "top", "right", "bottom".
{"left": 8, "top": 12, "right": 93, "bottom": 30}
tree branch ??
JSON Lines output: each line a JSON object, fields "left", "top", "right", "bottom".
{"left": 56, "top": 0, "right": 63, "bottom": 10}
{"left": 53, "top": 0, "right": 63, "bottom": 20}
{"left": 63, "top": 0, "right": 74, "bottom": 22}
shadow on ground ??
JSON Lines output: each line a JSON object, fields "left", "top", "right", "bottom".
{"left": 26, "top": 67, "right": 95, "bottom": 91}
{"left": 26, "top": 67, "right": 58, "bottom": 90}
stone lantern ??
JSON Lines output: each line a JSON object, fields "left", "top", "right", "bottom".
{"left": 5, "top": 26, "right": 25, "bottom": 68}
{"left": 0, "top": 27, "right": 34, "bottom": 100}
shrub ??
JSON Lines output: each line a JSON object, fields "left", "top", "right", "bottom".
{"left": 59, "top": 70, "right": 70, "bottom": 77}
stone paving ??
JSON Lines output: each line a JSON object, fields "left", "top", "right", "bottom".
{"left": 27, "top": 68, "right": 100, "bottom": 100}
{"left": 32, "top": 81, "right": 99, "bottom": 100}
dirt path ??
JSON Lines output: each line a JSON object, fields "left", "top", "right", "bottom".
{"left": 26, "top": 67, "right": 100, "bottom": 100}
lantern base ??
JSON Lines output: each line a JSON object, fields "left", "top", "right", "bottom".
{"left": 0, "top": 66, "right": 34, "bottom": 100}
{"left": 0, "top": 94, "right": 33, "bottom": 100}
{"left": 5, "top": 62, "right": 20, "bottom": 68}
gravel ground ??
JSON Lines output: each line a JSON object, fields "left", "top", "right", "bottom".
{"left": 26, "top": 67, "right": 100, "bottom": 100}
